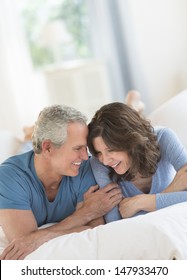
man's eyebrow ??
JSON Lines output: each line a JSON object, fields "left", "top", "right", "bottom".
{"left": 73, "top": 144, "right": 87, "bottom": 148}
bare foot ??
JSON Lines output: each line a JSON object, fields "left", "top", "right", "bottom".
{"left": 125, "top": 90, "right": 145, "bottom": 115}
{"left": 23, "top": 126, "right": 34, "bottom": 141}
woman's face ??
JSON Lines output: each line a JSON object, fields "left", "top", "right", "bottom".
{"left": 92, "top": 136, "right": 131, "bottom": 175}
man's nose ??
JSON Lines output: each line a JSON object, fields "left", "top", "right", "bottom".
{"left": 81, "top": 148, "right": 88, "bottom": 160}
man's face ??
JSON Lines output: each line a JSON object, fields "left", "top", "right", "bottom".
{"left": 50, "top": 122, "right": 89, "bottom": 177}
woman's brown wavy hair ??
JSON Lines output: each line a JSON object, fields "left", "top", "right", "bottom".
{"left": 88, "top": 102, "right": 161, "bottom": 182}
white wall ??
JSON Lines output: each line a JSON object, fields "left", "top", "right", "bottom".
{"left": 1, "top": 0, "right": 187, "bottom": 138}
{"left": 0, "top": 0, "right": 49, "bottom": 138}
{"left": 119, "top": 0, "right": 187, "bottom": 113}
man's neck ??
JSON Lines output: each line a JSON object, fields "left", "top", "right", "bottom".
{"left": 34, "top": 154, "right": 63, "bottom": 190}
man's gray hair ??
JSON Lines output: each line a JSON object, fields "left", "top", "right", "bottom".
{"left": 32, "top": 104, "right": 87, "bottom": 154}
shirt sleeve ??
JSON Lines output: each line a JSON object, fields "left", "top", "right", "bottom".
{"left": 90, "top": 156, "right": 122, "bottom": 223}
{"left": 76, "top": 159, "right": 97, "bottom": 203}
{"left": 0, "top": 166, "right": 31, "bottom": 210}
{"left": 156, "top": 127, "right": 187, "bottom": 209}
{"left": 156, "top": 192, "right": 187, "bottom": 209}
{"left": 157, "top": 127, "right": 187, "bottom": 170}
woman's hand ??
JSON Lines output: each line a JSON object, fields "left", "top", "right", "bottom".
{"left": 162, "top": 164, "right": 187, "bottom": 193}
{"left": 119, "top": 194, "right": 156, "bottom": 218}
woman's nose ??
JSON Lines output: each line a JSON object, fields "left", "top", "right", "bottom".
{"left": 100, "top": 153, "right": 111, "bottom": 166}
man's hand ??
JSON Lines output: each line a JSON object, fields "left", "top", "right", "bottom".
{"left": 0, "top": 234, "right": 39, "bottom": 260}
{"left": 0, "top": 225, "right": 90, "bottom": 260}
{"left": 119, "top": 194, "right": 156, "bottom": 218}
{"left": 82, "top": 183, "right": 122, "bottom": 218}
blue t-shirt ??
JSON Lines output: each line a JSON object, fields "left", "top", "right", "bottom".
{"left": 90, "top": 127, "right": 187, "bottom": 222}
{"left": 0, "top": 151, "right": 96, "bottom": 226}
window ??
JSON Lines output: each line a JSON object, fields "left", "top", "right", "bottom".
{"left": 17, "top": 0, "right": 93, "bottom": 68}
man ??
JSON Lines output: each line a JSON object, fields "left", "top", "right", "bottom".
{"left": 0, "top": 105, "right": 122, "bottom": 259}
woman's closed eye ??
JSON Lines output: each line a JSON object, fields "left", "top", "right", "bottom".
{"left": 94, "top": 151, "right": 101, "bottom": 157}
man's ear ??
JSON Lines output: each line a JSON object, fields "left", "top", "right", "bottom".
{"left": 42, "top": 140, "right": 53, "bottom": 155}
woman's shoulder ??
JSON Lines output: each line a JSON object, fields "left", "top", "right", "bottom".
{"left": 154, "top": 126, "right": 186, "bottom": 157}
{"left": 153, "top": 126, "right": 178, "bottom": 142}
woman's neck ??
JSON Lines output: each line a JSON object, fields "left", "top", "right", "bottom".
{"left": 131, "top": 174, "right": 152, "bottom": 193}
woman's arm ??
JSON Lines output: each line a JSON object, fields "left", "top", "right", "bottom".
{"left": 90, "top": 156, "right": 122, "bottom": 223}
{"left": 119, "top": 163, "right": 187, "bottom": 219}
{"left": 162, "top": 164, "right": 187, "bottom": 193}
{"left": 119, "top": 190, "right": 187, "bottom": 218}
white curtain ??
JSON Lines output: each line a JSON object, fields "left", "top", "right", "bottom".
{"left": 0, "top": 0, "right": 48, "bottom": 138}
{"left": 88, "top": 0, "right": 134, "bottom": 101}
{"left": 88, "top": 0, "right": 125, "bottom": 101}
{"left": 88, "top": 0, "right": 149, "bottom": 106}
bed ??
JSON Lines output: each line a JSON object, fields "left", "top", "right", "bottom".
{"left": 0, "top": 90, "right": 187, "bottom": 260}
{"left": 0, "top": 202, "right": 187, "bottom": 260}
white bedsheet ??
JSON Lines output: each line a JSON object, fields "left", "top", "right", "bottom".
{"left": 1, "top": 202, "right": 186, "bottom": 260}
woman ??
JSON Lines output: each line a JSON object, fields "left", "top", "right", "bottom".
{"left": 87, "top": 102, "right": 187, "bottom": 223}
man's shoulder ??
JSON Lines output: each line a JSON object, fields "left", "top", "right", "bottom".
{"left": 72, "top": 158, "right": 95, "bottom": 183}
{"left": 77, "top": 158, "right": 92, "bottom": 176}
{"left": 0, "top": 150, "right": 34, "bottom": 173}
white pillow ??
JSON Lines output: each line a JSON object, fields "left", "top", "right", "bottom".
{"left": 0, "top": 227, "right": 8, "bottom": 254}
{"left": 149, "top": 90, "right": 187, "bottom": 149}
{"left": 1, "top": 203, "right": 187, "bottom": 259}
{"left": 24, "top": 202, "right": 187, "bottom": 260}
{"left": 0, "top": 130, "right": 21, "bottom": 163}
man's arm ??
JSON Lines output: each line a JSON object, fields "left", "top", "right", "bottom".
{"left": 0, "top": 208, "right": 94, "bottom": 260}
{"left": 0, "top": 183, "right": 122, "bottom": 260}
{"left": 76, "top": 185, "right": 107, "bottom": 227}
